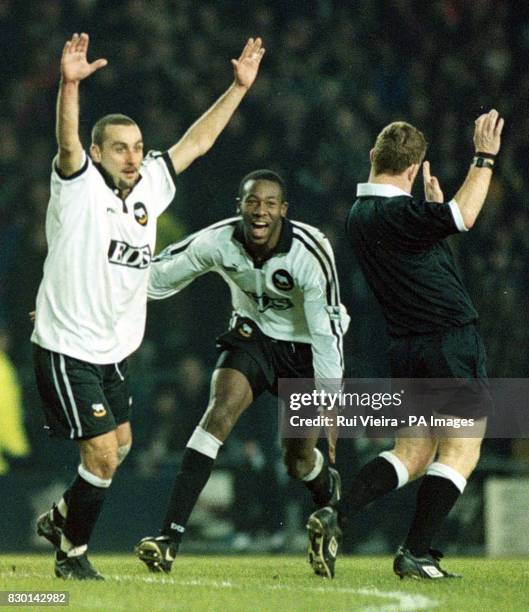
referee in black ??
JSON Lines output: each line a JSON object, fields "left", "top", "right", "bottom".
{"left": 307, "top": 110, "right": 503, "bottom": 580}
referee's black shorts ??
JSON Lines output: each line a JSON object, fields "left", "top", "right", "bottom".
{"left": 389, "top": 324, "right": 493, "bottom": 419}
{"left": 214, "top": 317, "right": 314, "bottom": 399}
{"left": 33, "top": 344, "right": 132, "bottom": 440}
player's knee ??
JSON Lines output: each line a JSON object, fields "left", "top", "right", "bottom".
{"left": 84, "top": 448, "right": 119, "bottom": 479}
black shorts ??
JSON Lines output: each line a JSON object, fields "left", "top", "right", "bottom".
{"left": 389, "top": 324, "right": 493, "bottom": 418}
{"left": 33, "top": 344, "right": 132, "bottom": 440}
{"left": 214, "top": 317, "right": 314, "bottom": 398}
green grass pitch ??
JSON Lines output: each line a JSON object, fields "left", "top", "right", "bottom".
{"left": 1, "top": 555, "right": 528, "bottom": 611}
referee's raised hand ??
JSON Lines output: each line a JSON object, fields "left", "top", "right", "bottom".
{"left": 423, "top": 161, "right": 444, "bottom": 203}
{"left": 474, "top": 109, "right": 504, "bottom": 155}
{"left": 61, "top": 33, "right": 107, "bottom": 83}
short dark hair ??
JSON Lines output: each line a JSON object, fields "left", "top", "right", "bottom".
{"left": 371, "top": 121, "right": 427, "bottom": 175}
{"left": 91, "top": 114, "right": 139, "bottom": 147}
{"left": 238, "top": 169, "right": 287, "bottom": 201}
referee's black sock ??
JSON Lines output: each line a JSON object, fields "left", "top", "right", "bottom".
{"left": 404, "top": 463, "right": 466, "bottom": 557}
{"left": 62, "top": 467, "right": 111, "bottom": 550}
{"left": 337, "top": 452, "right": 409, "bottom": 529}
{"left": 161, "top": 427, "right": 222, "bottom": 546}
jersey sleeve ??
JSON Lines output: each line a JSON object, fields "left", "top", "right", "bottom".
{"left": 52, "top": 151, "right": 90, "bottom": 183}
{"left": 298, "top": 235, "right": 349, "bottom": 387}
{"left": 385, "top": 198, "right": 466, "bottom": 247}
{"left": 48, "top": 152, "right": 94, "bottom": 217}
{"left": 148, "top": 230, "right": 217, "bottom": 300}
{"left": 142, "top": 151, "right": 178, "bottom": 217}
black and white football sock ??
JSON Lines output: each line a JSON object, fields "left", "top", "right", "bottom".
{"left": 337, "top": 451, "right": 409, "bottom": 528}
{"left": 404, "top": 462, "right": 466, "bottom": 557}
{"left": 60, "top": 465, "right": 111, "bottom": 556}
{"left": 161, "top": 427, "right": 222, "bottom": 547}
{"left": 301, "top": 448, "right": 332, "bottom": 506}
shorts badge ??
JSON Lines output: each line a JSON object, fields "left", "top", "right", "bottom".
{"left": 272, "top": 269, "right": 294, "bottom": 291}
{"left": 238, "top": 322, "right": 253, "bottom": 338}
{"left": 92, "top": 403, "right": 107, "bottom": 418}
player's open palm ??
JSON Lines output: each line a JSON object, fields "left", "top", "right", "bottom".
{"left": 474, "top": 109, "right": 504, "bottom": 155}
{"left": 231, "top": 37, "right": 265, "bottom": 90}
{"left": 61, "top": 33, "right": 107, "bottom": 83}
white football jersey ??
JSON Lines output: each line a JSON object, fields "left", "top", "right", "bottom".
{"left": 149, "top": 217, "right": 350, "bottom": 381}
{"left": 32, "top": 150, "right": 177, "bottom": 363}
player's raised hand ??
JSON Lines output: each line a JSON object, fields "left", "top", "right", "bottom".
{"left": 423, "top": 161, "right": 444, "bottom": 203}
{"left": 473, "top": 109, "right": 504, "bottom": 155}
{"left": 61, "top": 33, "right": 107, "bottom": 83}
{"left": 231, "top": 37, "right": 265, "bottom": 90}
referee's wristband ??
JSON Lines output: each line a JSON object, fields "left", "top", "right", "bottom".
{"left": 475, "top": 151, "right": 497, "bottom": 160}
{"left": 472, "top": 156, "right": 495, "bottom": 170}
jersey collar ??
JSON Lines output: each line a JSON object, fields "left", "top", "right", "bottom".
{"left": 232, "top": 217, "right": 294, "bottom": 257}
{"left": 357, "top": 183, "right": 412, "bottom": 198}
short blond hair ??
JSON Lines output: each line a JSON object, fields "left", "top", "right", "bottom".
{"left": 371, "top": 121, "right": 427, "bottom": 175}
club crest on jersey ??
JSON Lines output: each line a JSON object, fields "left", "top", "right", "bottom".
{"left": 272, "top": 269, "right": 294, "bottom": 291}
{"left": 133, "top": 202, "right": 148, "bottom": 226}
{"left": 238, "top": 322, "right": 253, "bottom": 338}
{"left": 91, "top": 403, "right": 107, "bottom": 418}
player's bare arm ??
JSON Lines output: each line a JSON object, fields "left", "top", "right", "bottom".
{"left": 453, "top": 109, "right": 504, "bottom": 228}
{"left": 56, "top": 33, "right": 107, "bottom": 176}
{"left": 169, "top": 37, "right": 265, "bottom": 174}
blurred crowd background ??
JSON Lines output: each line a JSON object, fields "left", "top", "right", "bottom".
{"left": 1, "top": 0, "right": 528, "bottom": 553}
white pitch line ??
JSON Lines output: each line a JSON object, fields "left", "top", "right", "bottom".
{"left": 108, "top": 574, "right": 438, "bottom": 610}
{"left": 357, "top": 587, "right": 438, "bottom": 611}
{"left": 2, "top": 571, "right": 439, "bottom": 611}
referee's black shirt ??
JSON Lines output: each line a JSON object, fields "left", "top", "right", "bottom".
{"left": 346, "top": 183, "right": 478, "bottom": 338}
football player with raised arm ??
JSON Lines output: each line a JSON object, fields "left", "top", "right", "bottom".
{"left": 33, "top": 32, "right": 264, "bottom": 580}
{"left": 135, "top": 169, "right": 350, "bottom": 573}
